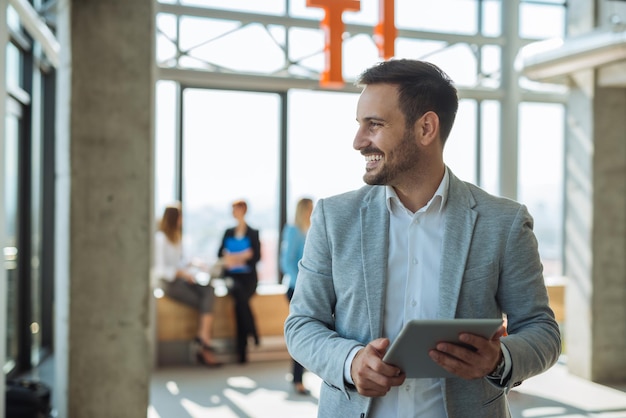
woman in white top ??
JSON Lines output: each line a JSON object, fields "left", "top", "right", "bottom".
{"left": 154, "top": 202, "right": 221, "bottom": 367}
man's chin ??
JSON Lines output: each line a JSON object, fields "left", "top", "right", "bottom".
{"left": 363, "top": 174, "right": 384, "bottom": 186}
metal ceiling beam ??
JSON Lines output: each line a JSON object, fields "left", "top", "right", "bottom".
{"left": 8, "top": 0, "right": 59, "bottom": 68}
{"left": 521, "top": 28, "right": 626, "bottom": 84}
{"left": 156, "top": 66, "right": 354, "bottom": 93}
{"left": 156, "top": 2, "right": 506, "bottom": 47}
{"left": 155, "top": 66, "right": 559, "bottom": 102}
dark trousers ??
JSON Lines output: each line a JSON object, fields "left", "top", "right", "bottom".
{"left": 162, "top": 278, "right": 215, "bottom": 314}
{"left": 228, "top": 272, "right": 258, "bottom": 363}
{"left": 286, "top": 287, "right": 304, "bottom": 384}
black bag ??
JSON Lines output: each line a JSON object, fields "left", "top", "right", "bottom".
{"left": 5, "top": 379, "right": 52, "bottom": 418}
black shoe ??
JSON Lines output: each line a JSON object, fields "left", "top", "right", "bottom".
{"left": 294, "top": 383, "right": 310, "bottom": 395}
{"left": 194, "top": 336, "right": 216, "bottom": 352}
{"left": 249, "top": 334, "right": 260, "bottom": 347}
{"left": 196, "top": 351, "right": 223, "bottom": 368}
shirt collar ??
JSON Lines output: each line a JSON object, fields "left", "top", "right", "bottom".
{"left": 385, "top": 167, "right": 450, "bottom": 215}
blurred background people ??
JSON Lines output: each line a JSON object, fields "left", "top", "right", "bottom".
{"left": 154, "top": 202, "right": 222, "bottom": 367}
{"left": 280, "top": 197, "right": 314, "bottom": 394}
{"left": 218, "top": 199, "right": 261, "bottom": 364}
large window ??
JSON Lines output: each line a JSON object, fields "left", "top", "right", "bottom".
{"left": 155, "top": 0, "right": 568, "bottom": 282}
{"left": 154, "top": 80, "right": 178, "bottom": 212}
{"left": 182, "top": 89, "right": 281, "bottom": 283}
{"left": 445, "top": 100, "right": 478, "bottom": 184}
{"left": 4, "top": 102, "right": 21, "bottom": 374}
{"left": 3, "top": 2, "right": 57, "bottom": 377}
{"left": 519, "top": 102, "right": 565, "bottom": 276}
{"left": 286, "top": 90, "right": 362, "bottom": 208}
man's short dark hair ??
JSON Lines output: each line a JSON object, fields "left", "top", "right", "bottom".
{"left": 356, "top": 59, "right": 459, "bottom": 144}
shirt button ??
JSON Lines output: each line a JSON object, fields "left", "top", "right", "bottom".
{"left": 405, "top": 385, "right": 411, "bottom": 391}
{"left": 411, "top": 300, "right": 417, "bottom": 307}
{"left": 412, "top": 258, "right": 418, "bottom": 265}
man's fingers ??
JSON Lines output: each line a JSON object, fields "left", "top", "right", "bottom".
{"left": 351, "top": 340, "right": 406, "bottom": 397}
{"left": 430, "top": 334, "right": 502, "bottom": 380}
{"left": 369, "top": 337, "right": 391, "bottom": 354}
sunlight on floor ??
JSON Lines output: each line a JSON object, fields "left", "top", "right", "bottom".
{"left": 165, "top": 380, "right": 180, "bottom": 395}
{"left": 150, "top": 359, "right": 626, "bottom": 418}
{"left": 180, "top": 398, "right": 241, "bottom": 418}
{"left": 150, "top": 361, "right": 320, "bottom": 418}
{"left": 226, "top": 375, "right": 258, "bottom": 390}
{"left": 520, "top": 406, "right": 568, "bottom": 417}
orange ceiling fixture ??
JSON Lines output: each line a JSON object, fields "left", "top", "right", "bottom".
{"left": 307, "top": 0, "right": 397, "bottom": 88}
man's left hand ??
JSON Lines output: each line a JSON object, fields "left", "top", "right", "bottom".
{"left": 428, "top": 324, "right": 506, "bottom": 379}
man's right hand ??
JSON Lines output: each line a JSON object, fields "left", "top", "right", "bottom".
{"left": 350, "top": 338, "right": 406, "bottom": 397}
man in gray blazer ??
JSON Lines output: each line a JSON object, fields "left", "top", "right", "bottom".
{"left": 284, "top": 59, "right": 561, "bottom": 417}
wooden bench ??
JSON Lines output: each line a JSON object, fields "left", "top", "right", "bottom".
{"left": 155, "top": 282, "right": 291, "bottom": 366}
{"left": 546, "top": 276, "right": 566, "bottom": 324}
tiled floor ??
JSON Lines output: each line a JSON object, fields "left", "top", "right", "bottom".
{"left": 149, "top": 356, "right": 626, "bottom": 418}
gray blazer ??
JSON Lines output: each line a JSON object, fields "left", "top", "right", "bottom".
{"left": 284, "top": 170, "right": 561, "bottom": 418}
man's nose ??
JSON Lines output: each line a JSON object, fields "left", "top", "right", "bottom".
{"left": 353, "top": 127, "right": 368, "bottom": 151}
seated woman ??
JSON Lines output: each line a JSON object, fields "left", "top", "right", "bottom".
{"left": 154, "top": 202, "right": 222, "bottom": 367}
{"left": 218, "top": 199, "right": 261, "bottom": 364}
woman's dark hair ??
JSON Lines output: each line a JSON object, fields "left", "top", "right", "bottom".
{"left": 159, "top": 202, "right": 182, "bottom": 243}
{"left": 356, "top": 59, "right": 459, "bottom": 144}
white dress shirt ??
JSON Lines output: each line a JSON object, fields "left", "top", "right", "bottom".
{"left": 367, "top": 170, "right": 449, "bottom": 418}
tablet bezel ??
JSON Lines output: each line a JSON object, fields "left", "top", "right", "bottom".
{"left": 382, "top": 318, "right": 503, "bottom": 378}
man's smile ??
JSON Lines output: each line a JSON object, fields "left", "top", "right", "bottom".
{"left": 365, "top": 153, "right": 383, "bottom": 170}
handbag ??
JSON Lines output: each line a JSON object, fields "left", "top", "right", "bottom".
{"left": 209, "top": 257, "right": 226, "bottom": 279}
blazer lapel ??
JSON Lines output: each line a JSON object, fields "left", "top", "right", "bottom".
{"left": 360, "top": 187, "right": 389, "bottom": 339}
{"left": 439, "top": 173, "right": 477, "bottom": 319}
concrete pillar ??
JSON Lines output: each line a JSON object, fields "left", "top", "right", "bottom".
{"left": 563, "top": 74, "right": 594, "bottom": 379}
{"left": 564, "top": 0, "right": 626, "bottom": 384}
{"left": 55, "top": 1, "right": 154, "bottom": 417}
{"left": 590, "top": 86, "right": 626, "bottom": 381}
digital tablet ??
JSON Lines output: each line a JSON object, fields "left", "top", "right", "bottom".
{"left": 382, "top": 318, "right": 503, "bottom": 378}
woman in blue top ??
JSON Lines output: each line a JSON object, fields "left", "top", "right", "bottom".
{"left": 280, "top": 197, "right": 314, "bottom": 394}
{"left": 218, "top": 199, "right": 262, "bottom": 364}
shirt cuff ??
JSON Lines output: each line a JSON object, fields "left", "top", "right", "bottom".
{"left": 344, "top": 346, "right": 364, "bottom": 385}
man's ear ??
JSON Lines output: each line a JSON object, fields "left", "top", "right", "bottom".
{"left": 416, "top": 111, "right": 440, "bottom": 146}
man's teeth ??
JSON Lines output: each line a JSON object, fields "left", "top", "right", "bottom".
{"left": 365, "top": 155, "right": 382, "bottom": 162}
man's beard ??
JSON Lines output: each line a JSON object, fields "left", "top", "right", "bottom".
{"left": 363, "top": 129, "right": 420, "bottom": 186}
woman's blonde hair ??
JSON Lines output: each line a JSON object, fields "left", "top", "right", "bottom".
{"left": 159, "top": 202, "right": 182, "bottom": 243}
{"left": 294, "top": 198, "right": 313, "bottom": 233}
